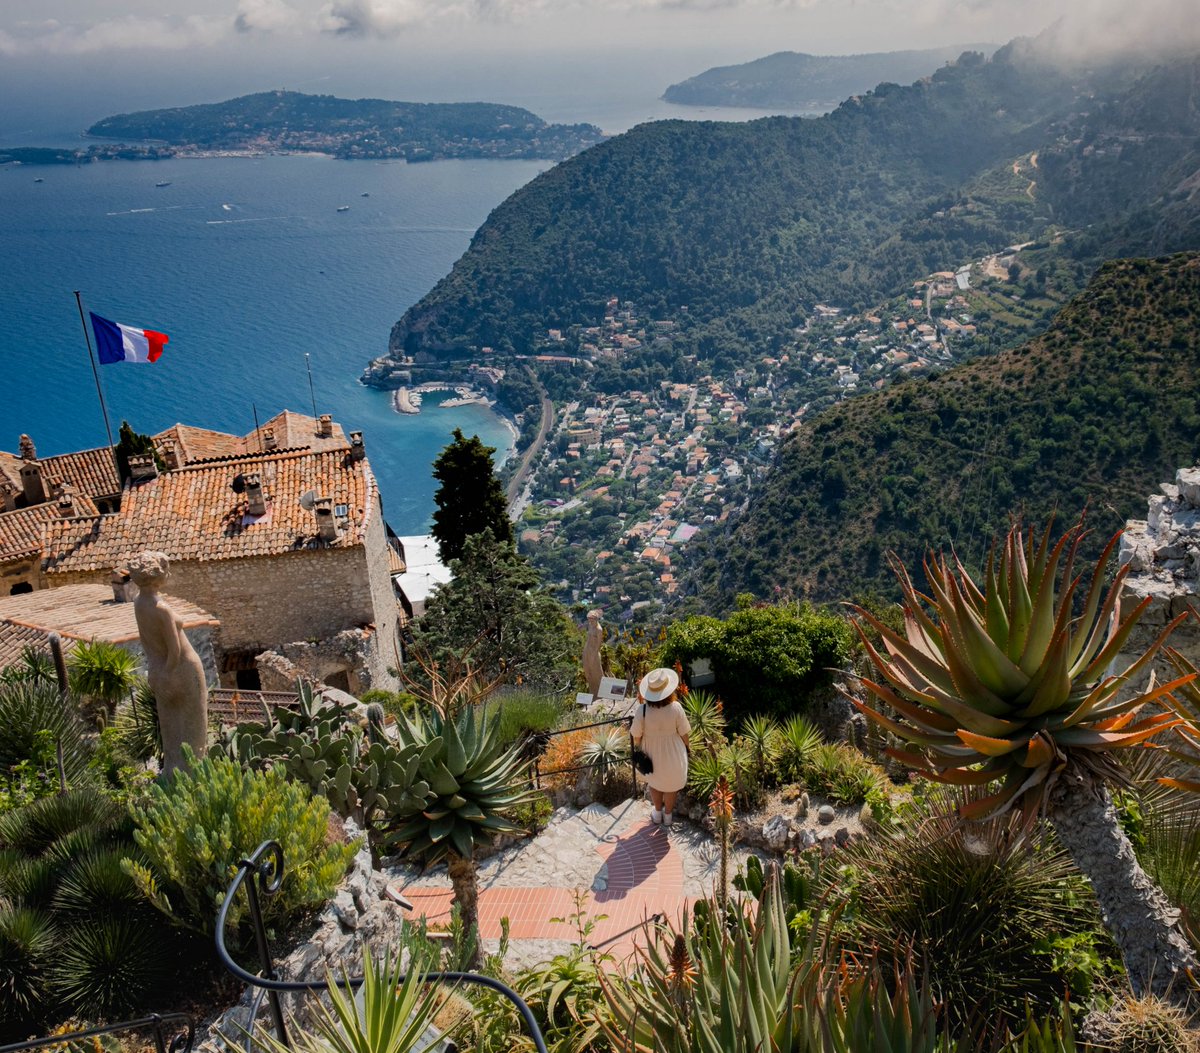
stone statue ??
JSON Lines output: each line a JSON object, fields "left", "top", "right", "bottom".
{"left": 128, "top": 551, "right": 208, "bottom": 776}
{"left": 582, "top": 609, "right": 606, "bottom": 697}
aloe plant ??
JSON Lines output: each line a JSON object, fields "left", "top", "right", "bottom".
{"left": 850, "top": 520, "right": 1199, "bottom": 1004}
{"left": 1159, "top": 646, "right": 1200, "bottom": 794}
{"left": 384, "top": 707, "right": 536, "bottom": 968}
{"left": 249, "top": 945, "right": 444, "bottom": 1053}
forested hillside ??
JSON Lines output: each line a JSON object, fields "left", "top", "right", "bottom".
{"left": 662, "top": 45, "right": 996, "bottom": 109}
{"left": 371, "top": 48, "right": 1200, "bottom": 378}
{"left": 678, "top": 253, "right": 1200, "bottom": 608}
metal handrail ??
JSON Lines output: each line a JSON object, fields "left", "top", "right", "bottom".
{"left": 0, "top": 1014, "right": 193, "bottom": 1053}
{"left": 530, "top": 714, "right": 638, "bottom": 790}
{"left": 215, "top": 840, "right": 549, "bottom": 1053}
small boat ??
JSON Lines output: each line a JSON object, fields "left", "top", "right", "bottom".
{"left": 336, "top": 205, "right": 351, "bottom": 212}
{"left": 361, "top": 192, "right": 370, "bottom": 197}
{"left": 33, "top": 177, "right": 44, "bottom": 183}
{"left": 155, "top": 181, "right": 171, "bottom": 187}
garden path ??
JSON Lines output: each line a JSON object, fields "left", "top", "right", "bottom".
{"left": 385, "top": 799, "right": 761, "bottom": 970}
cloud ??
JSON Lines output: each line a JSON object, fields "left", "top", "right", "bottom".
{"left": 235, "top": 0, "right": 303, "bottom": 33}
{"left": 0, "top": 14, "right": 228, "bottom": 55}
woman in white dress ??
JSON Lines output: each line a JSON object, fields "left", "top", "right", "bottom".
{"left": 630, "top": 667, "right": 691, "bottom": 826}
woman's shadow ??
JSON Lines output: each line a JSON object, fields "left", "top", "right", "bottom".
{"left": 591, "top": 822, "right": 671, "bottom": 903}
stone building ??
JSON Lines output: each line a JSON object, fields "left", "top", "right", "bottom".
{"left": 19, "top": 413, "right": 403, "bottom": 694}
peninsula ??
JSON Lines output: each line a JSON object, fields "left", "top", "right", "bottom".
{"left": 83, "top": 90, "right": 604, "bottom": 162}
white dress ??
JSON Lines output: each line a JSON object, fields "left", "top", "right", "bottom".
{"left": 631, "top": 700, "right": 691, "bottom": 793}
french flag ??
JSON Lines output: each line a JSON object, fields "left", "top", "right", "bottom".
{"left": 90, "top": 312, "right": 169, "bottom": 364}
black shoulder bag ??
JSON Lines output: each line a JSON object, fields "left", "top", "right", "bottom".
{"left": 632, "top": 703, "right": 654, "bottom": 775}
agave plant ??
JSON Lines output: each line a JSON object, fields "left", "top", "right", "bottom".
{"left": 384, "top": 706, "right": 536, "bottom": 969}
{"left": 579, "top": 725, "right": 629, "bottom": 788}
{"left": 850, "top": 520, "right": 1198, "bottom": 1004}
{"left": 682, "top": 690, "right": 726, "bottom": 754}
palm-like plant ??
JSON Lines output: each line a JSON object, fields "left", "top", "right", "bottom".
{"left": 67, "top": 639, "right": 142, "bottom": 724}
{"left": 579, "top": 725, "right": 629, "bottom": 789}
{"left": 385, "top": 707, "right": 536, "bottom": 969}
{"left": 682, "top": 690, "right": 726, "bottom": 754}
{"left": 850, "top": 520, "right": 1198, "bottom": 1004}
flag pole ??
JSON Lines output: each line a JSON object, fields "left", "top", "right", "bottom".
{"left": 305, "top": 353, "right": 319, "bottom": 419}
{"left": 73, "top": 292, "right": 119, "bottom": 468}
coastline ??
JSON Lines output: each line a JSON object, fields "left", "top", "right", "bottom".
{"left": 390, "top": 381, "right": 497, "bottom": 416}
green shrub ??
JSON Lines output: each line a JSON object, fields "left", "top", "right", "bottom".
{"left": 799, "top": 743, "right": 888, "bottom": 806}
{"left": 358, "top": 688, "right": 420, "bottom": 724}
{"left": 839, "top": 792, "right": 1106, "bottom": 1043}
{"left": 67, "top": 640, "right": 142, "bottom": 725}
{"left": 126, "top": 750, "right": 357, "bottom": 936}
{"left": 482, "top": 689, "right": 565, "bottom": 750}
{"left": 661, "top": 600, "right": 853, "bottom": 722}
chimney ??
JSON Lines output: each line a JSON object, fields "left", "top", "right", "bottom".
{"left": 19, "top": 460, "right": 45, "bottom": 505}
{"left": 55, "top": 483, "right": 76, "bottom": 518}
{"left": 313, "top": 496, "right": 339, "bottom": 542}
{"left": 244, "top": 472, "right": 267, "bottom": 516}
{"left": 110, "top": 567, "right": 132, "bottom": 602}
{"left": 262, "top": 427, "right": 278, "bottom": 452}
{"left": 0, "top": 482, "right": 16, "bottom": 512}
{"left": 128, "top": 454, "right": 159, "bottom": 482}
{"left": 317, "top": 414, "right": 333, "bottom": 438}
{"left": 18, "top": 434, "right": 36, "bottom": 461}
{"left": 158, "top": 439, "right": 180, "bottom": 471}
{"left": 349, "top": 430, "right": 365, "bottom": 461}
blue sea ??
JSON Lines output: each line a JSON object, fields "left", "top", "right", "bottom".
{"left": 0, "top": 154, "right": 540, "bottom": 532}
{"left": 0, "top": 58, "right": 814, "bottom": 532}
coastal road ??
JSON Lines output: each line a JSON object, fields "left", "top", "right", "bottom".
{"left": 506, "top": 384, "right": 555, "bottom": 516}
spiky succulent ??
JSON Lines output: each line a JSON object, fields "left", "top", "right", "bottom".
{"left": 851, "top": 521, "right": 1193, "bottom": 822}
{"left": 1159, "top": 645, "right": 1200, "bottom": 794}
{"left": 384, "top": 706, "right": 536, "bottom": 864}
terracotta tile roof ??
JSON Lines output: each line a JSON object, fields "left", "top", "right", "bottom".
{"left": 43, "top": 447, "right": 373, "bottom": 575}
{"left": 155, "top": 412, "right": 348, "bottom": 465}
{"left": 0, "top": 584, "right": 216, "bottom": 670}
{"left": 0, "top": 452, "right": 21, "bottom": 494}
{"left": 41, "top": 448, "right": 122, "bottom": 499}
{"left": 156, "top": 425, "right": 247, "bottom": 464}
{"left": 0, "top": 495, "right": 100, "bottom": 563}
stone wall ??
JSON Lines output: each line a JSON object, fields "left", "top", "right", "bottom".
{"left": 360, "top": 486, "right": 405, "bottom": 687}
{"left": 118, "top": 625, "right": 220, "bottom": 687}
{"left": 49, "top": 546, "right": 377, "bottom": 656}
{"left": 256, "top": 626, "right": 394, "bottom": 695}
{"left": 1, "top": 556, "right": 38, "bottom": 595}
{"left": 1118, "top": 466, "right": 1200, "bottom": 670}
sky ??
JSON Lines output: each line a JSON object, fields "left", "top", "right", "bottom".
{"left": 1, "top": 0, "right": 1197, "bottom": 139}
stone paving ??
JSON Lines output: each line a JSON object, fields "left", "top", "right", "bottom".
{"left": 385, "top": 798, "right": 762, "bottom": 970}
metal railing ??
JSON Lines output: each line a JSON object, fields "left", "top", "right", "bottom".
{"left": 215, "top": 840, "right": 550, "bottom": 1053}
{"left": 0, "top": 1014, "right": 193, "bottom": 1053}
{"left": 529, "top": 715, "right": 636, "bottom": 790}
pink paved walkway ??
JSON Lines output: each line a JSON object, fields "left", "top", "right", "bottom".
{"left": 393, "top": 816, "right": 691, "bottom": 962}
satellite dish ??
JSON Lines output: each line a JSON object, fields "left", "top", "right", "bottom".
{"left": 299, "top": 489, "right": 318, "bottom": 511}
{"left": 231, "top": 474, "right": 246, "bottom": 494}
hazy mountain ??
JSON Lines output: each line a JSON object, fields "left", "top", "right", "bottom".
{"left": 662, "top": 45, "right": 998, "bottom": 110}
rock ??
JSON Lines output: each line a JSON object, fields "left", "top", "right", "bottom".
{"left": 332, "top": 890, "right": 358, "bottom": 930}
{"left": 762, "top": 814, "right": 790, "bottom": 850}
{"left": 834, "top": 826, "right": 851, "bottom": 847}
{"left": 817, "top": 804, "right": 836, "bottom": 825}
{"left": 799, "top": 829, "right": 817, "bottom": 849}
{"left": 1177, "top": 467, "right": 1200, "bottom": 507}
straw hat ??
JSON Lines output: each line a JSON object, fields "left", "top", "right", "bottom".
{"left": 638, "top": 667, "right": 680, "bottom": 703}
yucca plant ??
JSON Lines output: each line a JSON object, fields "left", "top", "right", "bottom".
{"left": 682, "top": 690, "right": 726, "bottom": 754}
{"left": 0, "top": 645, "right": 56, "bottom": 687}
{"left": 67, "top": 639, "right": 142, "bottom": 725}
{"left": 742, "top": 714, "right": 782, "bottom": 785}
{"left": 384, "top": 707, "right": 536, "bottom": 969}
{"left": 0, "top": 680, "right": 93, "bottom": 787}
{"left": 580, "top": 726, "right": 630, "bottom": 788}
{"left": 779, "top": 715, "right": 823, "bottom": 781}
{"left": 850, "top": 520, "right": 1199, "bottom": 1004}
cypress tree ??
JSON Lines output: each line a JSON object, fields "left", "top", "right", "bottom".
{"left": 429, "top": 428, "right": 512, "bottom": 564}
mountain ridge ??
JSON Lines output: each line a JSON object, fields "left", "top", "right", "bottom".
{"left": 662, "top": 44, "right": 999, "bottom": 109}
